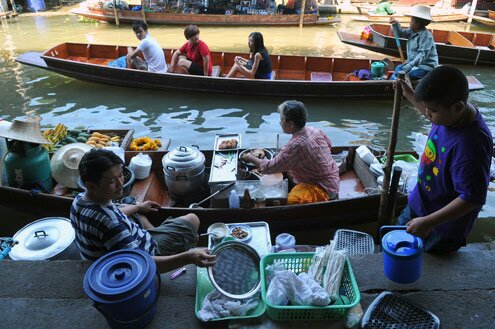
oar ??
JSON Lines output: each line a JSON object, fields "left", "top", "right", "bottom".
{"left": 391, "top": 22, "right": 405, "bottom": 63}
{"left": 299, "top": 0, "right": 307, "bottom": 28}
{"left": 377, "top": 71, "right": 404, "bottom": 234}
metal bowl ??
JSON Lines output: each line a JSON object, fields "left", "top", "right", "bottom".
{"left": 238, "top": 148, "right": 273, "bottom": 170}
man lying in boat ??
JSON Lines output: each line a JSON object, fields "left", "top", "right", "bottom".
{"left": 389, "top": 6, "right": 438, "bottom": 80}
{"left": 125, "top": 21, "right": 167, "bottom": 73}
{"left": 70, "top": 149, "right": 216, "bottom": 273}
{"left": 225, "top": 32, "right": 272, "bottom": 80}
{"left": 242, "top": 100, "right": 339, "bottom": 205}
{"left": 168, "top": 25, "right": 212, "bottom": 76}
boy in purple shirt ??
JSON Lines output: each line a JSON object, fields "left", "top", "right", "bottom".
{"left": 396, "top": 66, "right": 493, "bottom": 253}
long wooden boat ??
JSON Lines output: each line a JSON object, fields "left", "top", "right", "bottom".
{"left": 0, "top": 146, "right": 410, "bottom": 234}
{"left": 338, "top": 24, "right": 495, "bottom": 66}
{"left": 351, "top": 12, "right": 467, "bottom": 23}
{"left": 69, "top": 6, "right": 338, "bottom": 26}
{"left": 17, "top": 42, "right": 462, "bottom": 99}
{"left": 471, "top": 14, "right": 495, "bottom": 27}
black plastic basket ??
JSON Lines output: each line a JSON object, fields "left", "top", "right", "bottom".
{"left": 361, "top": 291, "right": 440, "bottom": 329}
{"left": 333, "top": 229, "right": 375, "bottom": 255}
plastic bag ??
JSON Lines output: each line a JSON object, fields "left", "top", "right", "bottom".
{"left": 413, "top": 132, "right": 428, "bottom": 156}
{"left": 198, "top": 290, "right": 260, "bottom": 321}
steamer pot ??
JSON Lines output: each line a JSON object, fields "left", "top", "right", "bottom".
{"left": 8, "top": 217, "right": 81, "bottom": 260}
{"left": 162, "top": 146, "right": 205, "bottom": 198}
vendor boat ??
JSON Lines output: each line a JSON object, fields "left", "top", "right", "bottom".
{"left": 15, "top": 43, "right": 485, "bottom": 99}
{"left": 338, "top": 24, "right": 495, "bottom": 66}
{"left": 0, "top": 145, "right": 412, "bottom": 234}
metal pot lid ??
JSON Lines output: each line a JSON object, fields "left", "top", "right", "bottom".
{"left": 162, "top": 146, "right": 205, "bottom": 173}
{"left": 207, "top": 240, "right": 261, "bottom": 299}
{"left": 382, "top": 230, "right": 423, "bottom": 257}
{"left": 9, "top": 217, "right": 75, "bottom": 260}
{"left": 84, "top": 249, "right": 156, "bottom": 302}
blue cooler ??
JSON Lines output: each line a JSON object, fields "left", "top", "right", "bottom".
{"left": 83, "top": 249, "right": 161, "bottom": 328}
{"left": 381, "top": 226, "right": 423, "bottom": 284}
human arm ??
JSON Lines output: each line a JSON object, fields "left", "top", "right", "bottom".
{"left": 202, "top": 54, "right": 210, "bottom": 76}
{"left": 126, "top": 47, "right": 141, "bottom": 61}
{"left": 168, "top": 48, "right": 185, "bottom": 73}
{"left": 120, "top": 201, "right": 161, "bottom": 229}
{"left": 404, "top": 197, "right": 481, "bottom": 239}
{"left": 153, "top": 248, "right": 216, "bottom": 273}
{"left": 394, "top": 75, "right": 427, "bottom": 116}
{"left": 401, "top": 31, "right": 435, "bottom": 72}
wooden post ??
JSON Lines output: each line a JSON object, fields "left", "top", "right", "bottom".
{"left": 141, "top": 0, "right": 147, "bottom": 24}
{"left": 9, "top": 0, "right": 17, "bottom": 15}
{"left": 299, "top": 0, "right": 307, "bottom": 28}
{"left": 377, "top": 71, "right": 404, "bottom": 230}
{"left": 113, "top": 0, "right": 120, "bottom": 26}
{"left": 467, "top": 0, "right": 478, "bottom": 24}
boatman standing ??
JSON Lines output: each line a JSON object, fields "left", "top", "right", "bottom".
{"left": 126, "top": 20, "right": 167, "bottom": 73}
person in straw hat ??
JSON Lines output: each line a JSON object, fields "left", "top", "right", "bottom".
{"left": 389, "top": 5, "right": 438, "bottom": 80}
{"left": 0, "top": 116, "right": 50, "bottom": 145}
{"left": 70, "top": 148, "right": 216, "bottom": 274}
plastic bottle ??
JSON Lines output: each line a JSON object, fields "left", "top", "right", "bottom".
{"left": 228, "top": 190, "right": 240, "bottom": 208}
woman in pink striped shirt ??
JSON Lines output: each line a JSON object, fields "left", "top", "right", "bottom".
{"left": 243, "top": 100, "right": 340, "bottom": 204}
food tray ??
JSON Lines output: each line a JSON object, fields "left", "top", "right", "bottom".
{"left": 208, "top": 151, "right": 238, "bottom": 184}
{"left": 214, "top": 133, "right": 241, "bottom": 151}
{"left": 209, "top": 221, "right": 272, "bottom": 257}
{"left": 333, "top": 229, "right": 375, "bottom": 255}
{"left": 361, "top": 291, "right": 440, "bottom": 329}
{"left": 195, "top": 267, "right": 266, "bottom": 322}
{"left": 260, "top": 253, "right": 360, "bottom": 321}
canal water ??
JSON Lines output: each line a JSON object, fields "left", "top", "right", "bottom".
{"left": 0, "top": 9, "right": 494, "bottom": 241}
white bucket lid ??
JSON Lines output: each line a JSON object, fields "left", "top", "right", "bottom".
{"left": 9, "top": 217, "right": 75, "bottom": 260}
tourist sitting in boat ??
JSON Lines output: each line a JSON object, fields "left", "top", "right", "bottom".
{"left": 225, "top": 32, "right": 272, "bottom": 80}
{"left": 389, "top": 5, "right": 438, "bottom": 80}
{"left": 394, "top": 66, "right": 493, "bottom": 253}
{"left": 242, "top": 100, "right": 339, "bottom": 205}
{"left": 70, "top": 149, "right": 216, "bottom": 273}
{"left": 373, "top": 0, "right": 395, "bottom": 15}
{"left": 168, "top": 25, "right": 212, "bottom": 76}
{"left": 126, "top": 21, "right": 167, "bottom": 73}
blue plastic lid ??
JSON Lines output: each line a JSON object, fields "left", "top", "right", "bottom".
{"left": 83, "top": 249, "right": 156, "bottom": 302}
{"left": 382, "top": 230, "right": 423, "bottom": 257}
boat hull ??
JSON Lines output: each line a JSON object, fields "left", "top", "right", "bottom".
{"left": 338, "top": 25, "right": 495, "bottom": 66}
{"left": 70, "top": 8, "right": 338, "bottom": 26}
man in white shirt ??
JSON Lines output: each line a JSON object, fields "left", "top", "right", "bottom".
{"left": 126, "top": 21, "right": 167, "bottom": 73}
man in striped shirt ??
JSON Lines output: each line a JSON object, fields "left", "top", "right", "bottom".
{"left": 243, "top": 100, "right": 340, "bottom": 204}
{"left": 70, "top": 149, "right": 215, "bottom": 273}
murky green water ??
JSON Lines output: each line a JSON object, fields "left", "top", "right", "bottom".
{"left": 0, "top": 10, "right": 494, "bottom": 241}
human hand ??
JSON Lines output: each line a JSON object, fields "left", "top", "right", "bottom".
{"left": 405, "top": 216, "right": 433, "bottom": 239}
{"left": 393, "top": 73, "right": 414, "bottom": 96}
{"left": 242, "top": 154, "right": 256, "bottom": 163}
{"left": 167, "top": 65, "right": 175, "bottom": 73}
{"left": 137, "top": 200, "right": 161, "bottom": 213}
{"left": 187, "top": 248, "right": 216, "bottom": 267}
{"left": 389, "top": 18, "right": 398, "bottom": 25}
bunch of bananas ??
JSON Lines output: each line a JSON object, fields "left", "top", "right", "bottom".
{"left": 42, "top": 124, "right": 68, "bottom": 151}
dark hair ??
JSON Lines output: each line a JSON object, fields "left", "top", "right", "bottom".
{"left": 184, "top": 25, "right": 200, "bottom": 39}
{"left": 132, "top": 21, "right": 148, "bottom": 33}
{"left": 248, "top": 32, "right": 266, "bottom": 54}
{"left": 412, "top": 16, "right": 430, "bottom": 27}
{"left": 78, "top": 149, "right": 123, "bottom": 184}
{"left": 415, "top": 65, "right": 469, "bottom": 106}
{"left": 278, "top": 100, "right": 307, "bottom": 129}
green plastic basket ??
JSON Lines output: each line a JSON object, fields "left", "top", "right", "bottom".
{"left": 380, "top": 154, "right": 418, "bottom": 164}
{"left": 260, "top": 252, "right": 360, "bottom": 321}
{"left": 194, "top": 267, "right": 266, "bottom": 322}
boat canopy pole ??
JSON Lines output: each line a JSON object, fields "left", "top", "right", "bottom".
{"left": 377, "top": 71, "right": 404, "bottom": 231}
{"left": 113, "top": 0, "right": 120, "bottom": 26}
{"left": 299, "top": 0, "right": 307, "bottom": 28}
{"left": 141, "top": 0, "right": 147, "bottom": 24}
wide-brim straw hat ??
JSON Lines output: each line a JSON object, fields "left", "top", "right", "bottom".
{"left": 0, "top": 116, "right": 50, "bottom": 144}
{"left": 51, "top": 143, "right": 92, "bottom": 189}
{"left": 406, "top": 5, "right": 432, "bottom": 21}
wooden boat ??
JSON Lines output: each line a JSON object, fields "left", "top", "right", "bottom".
{"left": 15, "top": 42, "right": 460, "bottom": 99}
{"left": 351, "top": 12, "right": 467, "bottom": 23}
{"left": 471, "top": 14, "right": 495, "bottom": 27}
{"left": 338, "top": 24, "right": 495, "bottom": 66}
{"left": 490, "top": 10, "right": 495, "bottom": 20}
{"left": 69, "top": 6, "right": 338, "bottom": 26}
{"left": 0, "top": 146, "right": 410, "bottom": 234}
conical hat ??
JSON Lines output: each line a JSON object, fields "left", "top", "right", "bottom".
{"left": 0, "top": 116, "right": 50, "bottom": 144}
{"left": 405, "top": 5, "right": 432, "bottom": 21}
{"left": 51, "top": 143, "right": 92, "bottom": 189}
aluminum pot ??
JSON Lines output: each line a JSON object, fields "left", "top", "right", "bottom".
{"left": 162, "top": 145, "right": 205, "bottom": 178}
{"left": 8, "top": 217, "right": 81, "bottom": 260}
{"left": 163, "top": 167, "right": 205, "bottom": 198}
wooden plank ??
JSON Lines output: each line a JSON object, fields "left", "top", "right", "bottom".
{"left": 447, "top": 31, "right": 475, "bottom": 48}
